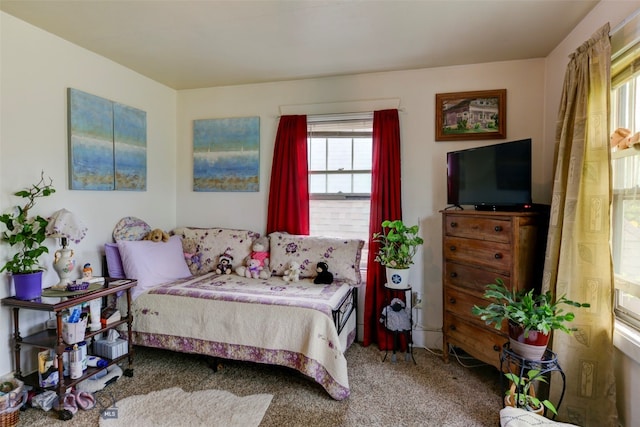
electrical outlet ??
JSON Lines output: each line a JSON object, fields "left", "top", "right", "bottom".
{"left": 412, "top": 291, "right": 423, "bottom": 308}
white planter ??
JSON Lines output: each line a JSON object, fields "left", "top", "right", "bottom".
{"left": 385, "top": 267, "right": 410, "bottom": 289}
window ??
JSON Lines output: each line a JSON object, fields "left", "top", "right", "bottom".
{"left": 307, "top": 113, "right": 372, "bottom": 270}
{"left": 611, "top": 34, "right": 640, "bottom": 332}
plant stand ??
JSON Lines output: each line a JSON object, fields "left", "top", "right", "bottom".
{"left": 500, "top": 342, "right": 566, "bottom": 419}
{"left": 381, "top": 284, "right": 416, "bottom": 364}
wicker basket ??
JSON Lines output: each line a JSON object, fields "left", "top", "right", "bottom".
{"left": 0, "top": 378, "right": 23, "bottom": 412}
{"left": 0, "top": 390, "right": 26, "bottom": 427}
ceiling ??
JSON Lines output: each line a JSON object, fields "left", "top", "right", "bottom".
{"left": 0, "top": 0, "right": 600, "bottom": 90}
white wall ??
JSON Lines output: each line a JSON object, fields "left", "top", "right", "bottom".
{"left": 0, "top": 12, "right": 177, "bottom": 375}
{"left": 543, "top": 2, "right": 640, "bottom": 426}
{"left": 177, "top": 59, "right": 547, "bottom": 349}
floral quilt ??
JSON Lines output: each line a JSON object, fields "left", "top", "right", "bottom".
{"left": 126, "top": 272, "right": 356, "bottom": 400}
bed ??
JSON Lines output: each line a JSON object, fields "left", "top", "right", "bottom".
{"left": 106, "top": 221, "right": 362, "bottom": 400}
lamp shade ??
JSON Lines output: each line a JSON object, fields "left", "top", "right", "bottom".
{"left": 46, "top": 209, "right": 87, "bottom": 244}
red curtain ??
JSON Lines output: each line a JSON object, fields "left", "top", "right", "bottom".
{"left": 266, "top": 115, "right": 310, "bottom": 235}
{"left": 363, "top": 109, "right": 403, "bottom": 350}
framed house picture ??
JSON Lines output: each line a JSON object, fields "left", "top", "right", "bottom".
{"left": 435, "top": 89, "right": 506, "bottom": 141}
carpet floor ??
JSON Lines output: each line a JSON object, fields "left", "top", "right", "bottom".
{"left": 16, "top": 343, "right": 502, "bottom": 426}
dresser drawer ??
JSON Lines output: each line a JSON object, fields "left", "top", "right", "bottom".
{"left": 444, "top": 215, "right": 511, "bottom": 243}
{"left": 444, "top": 262, "right": 510, "bottom": 294}
{"left": 444, "top": 287, "right": 507, "bottom": 332}
{"left": 444, "top": 315, "right": 506, "bottom": 368}
{"left": 443, "top": 236, "right": 512, "bottom": 274}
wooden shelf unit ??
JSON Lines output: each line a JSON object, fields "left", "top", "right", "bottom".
{"left": 1, "top": 278, "right": 136, "bottom": 419}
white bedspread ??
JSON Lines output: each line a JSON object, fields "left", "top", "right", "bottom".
{"left": 124, "top": 272, "right": 355, "bottom": 400}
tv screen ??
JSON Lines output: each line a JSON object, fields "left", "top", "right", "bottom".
{"left": 447, "top": 139, "right": 532, "bottom": 210}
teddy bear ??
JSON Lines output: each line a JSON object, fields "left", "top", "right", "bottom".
{"left": 215, "top": 253, "right": 234, "bottom": 275}
{"left": 313, "top": 261, "right": 333, "bottom": 284}
{"left": 283, "top": 261, "right": 301, "bottom": 282}
{"left": 143, "top": 228, "right": 169, "bottom": 242}
{"left": 235, "top": 237, "right": 271, "bottom": 279}
{"left": 182, "top": 238, "right": 203, "bottom": 271}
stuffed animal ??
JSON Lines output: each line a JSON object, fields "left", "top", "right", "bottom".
{"left": 283, "top": 261, "right": 301, "bottom": 282}
{"left": 215, "top": 253, "right": 234, "bottom": 275}
{"left": 235, "top": 237, "right": 271, "bottom": 279}
{"left": 182, "top": 238, "right": 203, "bottom": 271}
{"left": 313, "top": 261, "right": 333, "bottom": 284}
{"left": 143, "top": 228, "right": 169, "bottom": 242}
{"left": 379, "top": 298, "right": 411, "bottom": 332}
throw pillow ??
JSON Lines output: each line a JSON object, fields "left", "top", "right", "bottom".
{"left": 117, "top": 235, "right": 192, "bottom": 300}
{"left": 269, "top": 232, "right": 364, "bottom": 284}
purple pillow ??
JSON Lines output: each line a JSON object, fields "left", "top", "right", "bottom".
{"left": 104, "top": 243, "right": 125, "bottom": 279}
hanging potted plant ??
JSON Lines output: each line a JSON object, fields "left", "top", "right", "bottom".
{"left": 0, "top": 173, "right": 55, "bottom": 300}
{"left": 504, "top": 369, "right": 557, "bottom": 417}
{"left": 471, "top": 278, "right": 590, "bottom": 360}
{"left": 372, "top": 219, "right": 424, "bottom": 289}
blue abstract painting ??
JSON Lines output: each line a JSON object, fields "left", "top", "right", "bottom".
{"left": 193, "top": 117, "right": 260, "bottom": 192}
{"left": 68, "top": 88, "right": 147, "bottom": 191}
{"left": 68, "top": 89, "right": 115, "bottom": 190}
{"left": 114, "top": 103, "right": 147, "bottom": 191}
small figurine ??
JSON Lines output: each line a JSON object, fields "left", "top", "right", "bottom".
{"left": 82, "top": 263, "right": 93, "bottom": 281}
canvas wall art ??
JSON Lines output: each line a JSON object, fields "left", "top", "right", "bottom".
{"left": 193, "top": 117, "right": 260, "bottom": 192}
{"left": 68, "top": 88, "right": 147, "bottom": 191}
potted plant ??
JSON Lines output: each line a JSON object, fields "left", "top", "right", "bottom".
{"left": 471, "top": 278, "right": 590, "bottom": 360}
{"left": 372, "top": 219, "right": 424, "bottom": 289}
{"left": 0, "top": 173, "right": 55, "bottom": 300}
{"left": 504, "top": 369, "right": 557, "bottom": 417}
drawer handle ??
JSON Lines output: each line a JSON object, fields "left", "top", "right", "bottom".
{"left": 494, "top": 253, "right": 503, "bottom": 259}
{"left": 449, "top": 246, "right": 456, "bottom": 252}
{"left": 493, "top": 345, "right": 500, "bottom": 352}
{"left": 450, "top": 222, "right": 458, "bottom": 228}
{"left": 449, "top": 297, "right": 456, "bottom": 304}
{"left": 449, "top": 325, "right": 456, "bottom": 331}
{"left": 450, "top": 272, "right": 457, "bottom": 278}
{"left": 494, "top": 225, "right": 502, "bottom": 232}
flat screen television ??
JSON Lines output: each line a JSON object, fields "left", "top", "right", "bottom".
{"left": 446, "top": 138, "right": 532, "bottom": 211}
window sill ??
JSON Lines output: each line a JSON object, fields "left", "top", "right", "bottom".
{"left": 614, "top": 320, "right": 640, "bottom": 364}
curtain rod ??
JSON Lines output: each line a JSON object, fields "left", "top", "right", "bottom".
{"left": 610, "top": 8, "right": 640, "bottom": 36}
{"left": 275, "top": 107, "right": 406, "bottom": 119}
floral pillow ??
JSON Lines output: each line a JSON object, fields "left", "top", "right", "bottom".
{"left": 269, "top": 232, "right": 364, "bottom": 284}
{"left": 172, "top": 227, "right": 259, "bottom": 275}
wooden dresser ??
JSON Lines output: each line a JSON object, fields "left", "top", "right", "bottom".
{"left": 441, "top": 209, "right": 546, "bottom": 369}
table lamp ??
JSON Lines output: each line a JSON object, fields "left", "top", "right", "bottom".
{"left": 46, "top": 209, "right": 87, "bottom": 289}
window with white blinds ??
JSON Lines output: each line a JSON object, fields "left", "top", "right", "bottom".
{"left": 611, "top": 18, "right": 640, "bottom": 331}
{"left": 307, "top": 113, "right": 372, "bottom": 270}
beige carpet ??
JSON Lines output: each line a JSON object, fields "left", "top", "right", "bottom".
{"left": 17, "top": 343, "right": 502, "bottom": 426}
{"left": 98, "top": 387, "right": 272, "bottom": 427}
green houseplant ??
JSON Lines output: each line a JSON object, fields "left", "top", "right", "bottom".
{"left": 373, "top": 219, "right": 424, "bottom": 288}
{"left": 471, "top": 278, "right": 590, "bottom": 359}
{"left": 0, "top": 173, "right": 55, "bottom": 300}
{"left": 504, "top": 369, "right": 557, "bottom": 416}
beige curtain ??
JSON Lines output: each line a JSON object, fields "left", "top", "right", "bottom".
{"left": 542, "top": 23, "right": 617, "bottom": 426}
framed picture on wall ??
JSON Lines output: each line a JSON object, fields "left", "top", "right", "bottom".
{"left": 435, "top": 89, "right": 506, "bottom": 141}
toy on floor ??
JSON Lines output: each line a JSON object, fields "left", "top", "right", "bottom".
{"left": 215, "top": 252, "right": 234, "bottom": 275}
{"left": 235, "top": 237, "right": 271, "bottom": 279}
{"left": 283, "top": 261, "right": 301, "bottom": 282}
{"left": 313, "top": 262, "right": 333, "bottom": 284}
{"left": 143, "top": 228, "right": 170, "bottom": 242}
